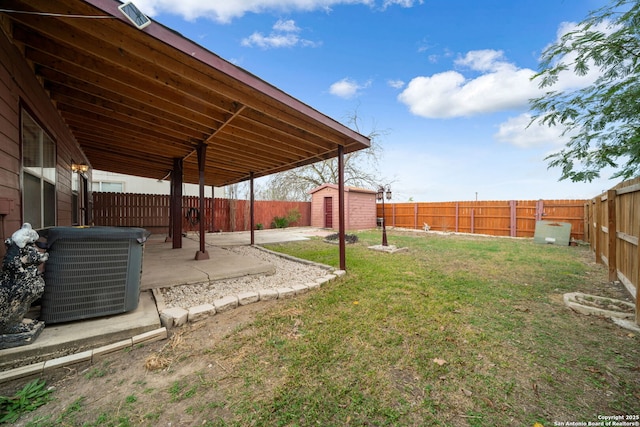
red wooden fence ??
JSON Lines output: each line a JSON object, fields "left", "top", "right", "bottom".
{"left": 92, "top": 192, "right": 310, "bottom": 234}
{"left": 377, "top": 199, "right": 587, "bottom": 240}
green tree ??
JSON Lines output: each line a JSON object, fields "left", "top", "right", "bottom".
{"left": 529, "top": 0, "right": 640, "bottom": 182}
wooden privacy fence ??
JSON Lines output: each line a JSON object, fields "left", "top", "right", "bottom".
{"left": 92, "top": 192, "right": 311, "bottom": 234}
{"left": 585, "top": 177, "right": 640, "bottom": 323}
{"left": 377, "top": 199, "right": 587, "bottom": 240}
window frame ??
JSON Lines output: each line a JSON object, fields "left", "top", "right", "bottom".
{"left": 21, "top": 108, "right": 57, "bottom": 229}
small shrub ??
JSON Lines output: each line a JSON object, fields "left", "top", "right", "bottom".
{"left": 256, "top": 223, "right": 264, "bottom": 230}
{"left": 271, "top": 209, "right": 302, "bottom": 229}
{"left": 271, "top": 216, "right": 288, "bottom": 229}
{"left": 0, "top": 379, "right": 53, "bottom": 424}
{"left": 286, "top": 208, "right": 301, "bottom": 225}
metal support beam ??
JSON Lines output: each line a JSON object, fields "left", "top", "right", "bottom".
{"left": 211, "top": 185, "right": 216, "bottom": 232}
{"left": 195, "top": 142, "right": 210, "bottom": 260}
{"left": 250, "top": 172, "right": 255, "bottom": 246}
{"left": 171, "top": 158, "right": 183, "bottom": 249}
{"left": 338, "top": 145, "right": 346, "bottom": 271}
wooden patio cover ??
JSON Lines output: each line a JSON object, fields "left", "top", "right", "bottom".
{"left": 2, "top": 0, "right": 370, "bottom": 187}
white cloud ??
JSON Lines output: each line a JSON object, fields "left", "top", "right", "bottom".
{"left": 398, "top": 19, "right": 608, "bottom": 121}
{"left": 454, "top": 49, "right": 509, "bottom": 72}
{"left": 382, "top": 0, "right": 423, "bottom": 8}
{"left": 329, "top": 78, "right": 371, "bottom": 98}
{"left": 241, "top": 19, "right": 319, "bottom": 49}
{"left": 398, "top": 49, "right": 601, "bottom": 119}
{"left": 398, "top": 50, "right": 539, "bottom": 118}
{"left": 494, "top": 113, "right": 570, "bottom": 148}
{"left": 387, "top": 79, "right": 405, "bottom": 89}
{"left": 242, "top": 32, "right": 300, "bottom": 48}
{"left": 273, "top": 19, "right": 300, "bottom": 32}
{"left": 135, "top": 0, "right": 385, "bottom": 23}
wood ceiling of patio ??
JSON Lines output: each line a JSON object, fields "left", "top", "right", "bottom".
{"left": 2, "top": 0, "right": 370, "bottom": 186}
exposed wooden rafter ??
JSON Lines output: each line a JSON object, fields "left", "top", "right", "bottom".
{"left": 1, "top": 0, "right": 370, "bottom": 187}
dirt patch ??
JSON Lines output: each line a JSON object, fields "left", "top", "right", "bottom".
{"left": 2, "top": 234, "right": 639, "bottom": 426}
{"left": 324, "top": 233, "right": 359, "bottom": 244}
{"left": 5, "top": 301, "right": 277, "bottom": 426}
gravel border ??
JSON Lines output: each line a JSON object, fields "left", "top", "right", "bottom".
{"left": 154, "top": 246, "right": 343, "bottom": 328}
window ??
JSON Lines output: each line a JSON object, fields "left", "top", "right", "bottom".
{"left": 72, "top": 170, "right": 79, "bottom": 225}
{"left": 22, "top": 110, "right": 56, "bottom": 228}
{"left": 71, "top": 170, "right": 88, "bottom": 226}
{"left": 92, "top": 181, "right": 124, "bottom": 193}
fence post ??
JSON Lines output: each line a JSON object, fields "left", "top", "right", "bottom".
{"left": 392, "top": 204, "right": 396, "bottom": 227}
{"left": 594, "top": 196, "right": 602, "bottom": 264}
{"left": 510, "top": 200, "right": 516, "bottom": 237}
{"left": 455, "top": 202, "right": 459, "bottom": 232}
{"left": 414, "top": 203, "right": 418, "bottom": 230}
{"left": 637, "top": 221, "right": 640, "bottom": 325}
{"left": 584, "top": 202, "right": 590, "bottom": 244}
{"left": 535, "top": 199, "right": 544, "bottom": 221}
{"left": 607, "top": 189, "right": 617, "bottom": 282}
{"left": 471, "top": 209, "right": 475, "bottom": 234}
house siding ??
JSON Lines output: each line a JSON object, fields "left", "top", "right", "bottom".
{"left": 309, "top": 184, "right": 376, "bottom": 231}
{"left": 0, "top": 24, "right": 90, "bottom": 256}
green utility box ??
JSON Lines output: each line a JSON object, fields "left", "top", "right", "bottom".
{"left": 533, "top": 220, "right": 572, "bottom": 246}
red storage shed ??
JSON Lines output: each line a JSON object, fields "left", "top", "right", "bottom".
{"left": 309, "top": 184, "right": 377, "bottom": 231}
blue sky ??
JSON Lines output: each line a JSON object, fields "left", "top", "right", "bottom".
{"left": 134, "top": 0, "right": 616, "bottom": 202}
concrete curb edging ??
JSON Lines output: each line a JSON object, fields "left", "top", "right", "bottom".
{"left": 0, "top": 252, "right": 344, "bottom": 383}
{"left": 156, "top": 247, "right": 343, "bottom": 329}
{"left": 156, "top": 270, "right": 345, "bottom": 329}
{"left": 0, "top": 328, "right": 167, "bottom": 384}
{"left": 251, "top": 245, "right": 335, "bottom": 271}
{"left": 563, "top": 292, "right": 635, "bottom": 320}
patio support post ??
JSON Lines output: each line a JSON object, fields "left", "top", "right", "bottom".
{"left": 171, "top": 157, "right": 183, "bottom": 249}
{"left": 166, "top": 174, "right": 173, "bottom": 243}
{"left": 250, "top": 172, "right": 255, "bottom": 246}
{"left": 338, "top": 145, "right": 346, "bottom": 270}
{"left": 195, "top": 142, "right": 210, "bottom": 260}
{"left": 212, "top": 185, "right": 216, "bottom": 233}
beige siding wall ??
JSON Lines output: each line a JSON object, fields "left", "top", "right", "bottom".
{"left": 0, "top": 25, "right": 89, "bottom": 256}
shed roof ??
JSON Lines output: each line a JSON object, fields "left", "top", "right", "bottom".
{"left": 2, "top": 0, "right": 370, "bottom": 186}
{"left": 309, "top": 183, "right": 377, "bottom": 194}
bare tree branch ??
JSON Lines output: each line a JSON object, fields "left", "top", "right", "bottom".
{"left": 257, "top": 107, "right": 389, "bottom": 200}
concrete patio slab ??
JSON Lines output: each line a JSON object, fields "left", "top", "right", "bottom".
{"left": 198, "top": 227, "right": 333, "bottom": 246}
{"left": 0, "top": 290, "right": 160, "bottom": 371}
{"left": 141, "top": 239, "right": 274, "bottom": 290}
{"left": 0, "top": 227, "right": 334, "bottom": 375}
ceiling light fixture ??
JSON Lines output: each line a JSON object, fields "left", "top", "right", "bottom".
{"left": 71, "top": 163, "right": 89, "bottom": 173}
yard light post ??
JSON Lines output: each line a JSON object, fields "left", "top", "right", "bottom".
{"left": 377, "top": 185, "right": 392, "bottom": 246}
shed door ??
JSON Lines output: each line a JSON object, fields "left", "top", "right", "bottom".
{"left": 324, "top": 197, "right": 333, "bottom": 228}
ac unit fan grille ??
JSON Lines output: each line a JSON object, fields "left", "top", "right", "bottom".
{"left": 41, "top": 239, "right": 139, "bottom": 323}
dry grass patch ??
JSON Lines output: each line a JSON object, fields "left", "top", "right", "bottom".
{"left": 4, "top": 231, "right": 639, "bottom": 427}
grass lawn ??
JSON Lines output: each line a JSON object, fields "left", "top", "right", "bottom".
{"left": 9, "top": 229, "right": 640, "bottom": 426}
{"left": 235, "top": 231, "right": 640, "bottom": 426}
